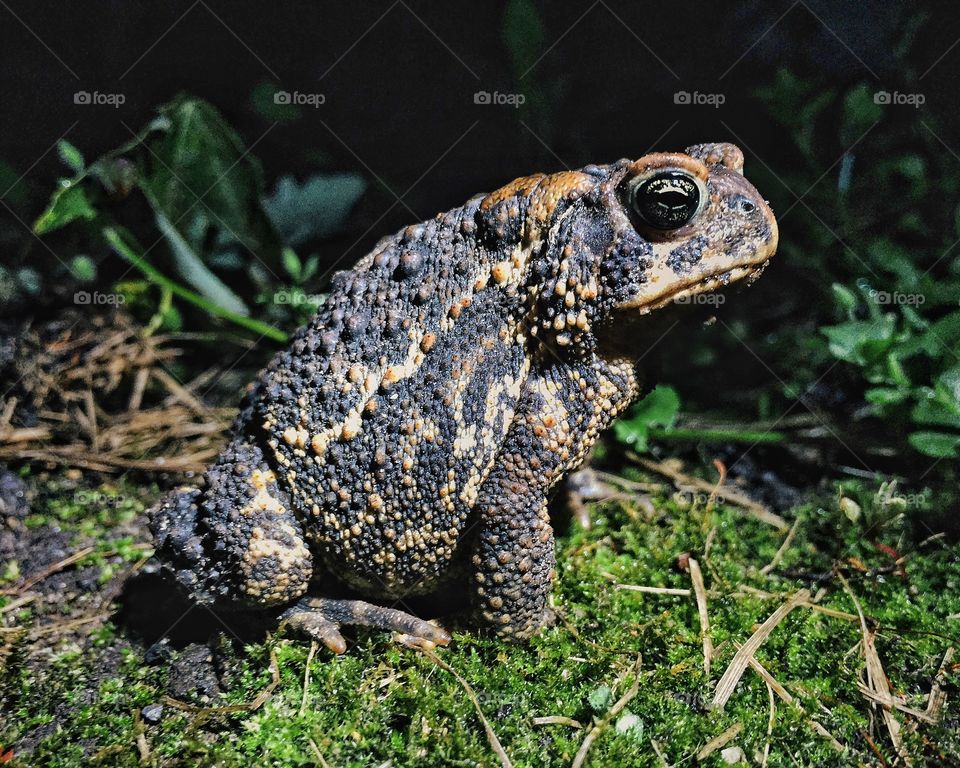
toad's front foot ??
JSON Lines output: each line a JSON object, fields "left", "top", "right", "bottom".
{"left": 279, "top": 597, "right": 451, "bottom": 654}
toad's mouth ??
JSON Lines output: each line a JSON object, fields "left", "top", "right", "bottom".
{"left": 612, "top": 258, "right": 770, "bottom": 315}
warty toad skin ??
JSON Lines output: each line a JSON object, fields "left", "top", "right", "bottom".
{"left": 151, "top": 142, "right": 778, "bottom": 652}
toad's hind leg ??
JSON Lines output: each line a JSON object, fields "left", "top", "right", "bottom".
{"left": 279, "top": 597, "right": 451, "bottom": 653}
{"left": 150, "top": 439, "right": 314, "bottom": 608}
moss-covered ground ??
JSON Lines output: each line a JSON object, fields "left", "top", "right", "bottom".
{"left": 1, "top": 468, "right": 958, "bottom": 767}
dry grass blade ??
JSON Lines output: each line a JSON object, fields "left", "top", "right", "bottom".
{"left": 761, "top": 682, "right": 775, "bottom": 768}
{"left": 744, "top": 649, "right": 845, "bottom": 752}
{"left": 162, "top": 648, "right": 280, "bottom": 715}
{"left": 760, "top": 517, "right": 801, "bottom": 575}
{"left": 132, "top": 707, "right": 151, "bottom": 765}
{"left": 838, "top": 573, "right": 911, "bottom": 766}
{"left": 299, "top": 641, "right": 318, "bottom": 717}
{"left": 1, "top": 546, "right": 94, "bottom": 595}
{"left": 695, "top": 721, "right": 741, "bottom": 761}
{"left": 627, "top": 452, "right": 789, "bottom": 531}
{"left": 28, "top": 612, "right": 109, "bottom": 638}
{"left": 418, "top": 646, "right": 513, "bottom": 768}
{"left": 307, "top": 737, "right": 335, "bottom": 768}
{"left": 925, "top": 647, "right": 953, "bottom": 723}
{"left": 711, "top": 588, "right": 810, "bottom": 710}
{"left": 857, "top": 685, "right": 936, "bottom": 723}
{"left": 0, "top": 594, "right": 36, "bottom": 615}
{"left": 531, "top": 716, "right": 583, "bottom": 728}
{"left": 615, "top": 584, "right": 691, "bottom": 597}
{"left": 571, "top": 655, "right": 643, "bottom": 768}
{"left": 687, "top": 558, "right": 713, "bottom": 678}
{"left": 0, "top": 312, "right": 233, "bottom": 475}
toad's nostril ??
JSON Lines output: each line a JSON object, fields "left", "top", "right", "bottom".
{"left": 736, "top": 196, "right": 756, "bottom": 213}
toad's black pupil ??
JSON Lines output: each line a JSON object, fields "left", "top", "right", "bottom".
{"left": 631, "top": 172, "right": 701, "bottom": 230}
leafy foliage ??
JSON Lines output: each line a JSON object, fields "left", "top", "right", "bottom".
{"left": 29, "top": 95, "right": 365, "bottom": 337}
{"left": 753, "top": 70, "right": 960, "bottom": 460}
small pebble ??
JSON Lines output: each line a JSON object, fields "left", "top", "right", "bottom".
{"left": 721, "top": 745, "right": 744, "bottom": 764}
{"left": 141, "top": 703, "right": 164, "bottom": 723}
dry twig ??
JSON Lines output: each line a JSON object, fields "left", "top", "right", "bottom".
{"left": 712, "top": 589, "right": 810, "bottom": 710}
{"left": 1, "top": 546, "right": 94, "bottom": 596}
{"left": 417, "top": 646, "right": 513, "bottom": 768}
{"left": 571, "top": 656, "right": 643, "bottom": 768}
{"left": 687, "top": 558, "right": 713, "bottom": 678}
{"left": 627, "top": 452, "right": 789, "bottom": 531}
{"left": 696, "top": 722, "right": 741, "bottom": 761}
{"left": 838, "top": 573, "right": 910, "bottom": 766}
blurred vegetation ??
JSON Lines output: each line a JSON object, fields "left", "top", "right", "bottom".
{"left": 17, "top": 95, "right": 366, "bottom": 339}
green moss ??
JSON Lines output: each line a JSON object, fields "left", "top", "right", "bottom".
{"left": 3, "top": 475, "right": 958, "bottom": 767}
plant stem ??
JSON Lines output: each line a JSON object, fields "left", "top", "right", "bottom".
{"left": 103, "top": 227, "right": 288, "bottom": 343}
{"left": 648, "top": 426, "right": 787, "bottom": 444}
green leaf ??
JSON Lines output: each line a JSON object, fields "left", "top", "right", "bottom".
{"left": 33, "top": 182, "right": 97, "bottom": 234}
{"left": 281, "top": 247, "right": 302, "bottom": 281}
{"left": 908, "top": 430, "right": 960, "bottom": 458}
{"left": 613, "top": 385, "right": 681, "bottom": 451}
{"left": 502, "top": 0, "right": 546, "bottom": 76}
{"left": 821, "top": 315, "right": 897, "bottom": 368}
{"left": 0, "top": 159, "right": 30, "bottom": 206}
{"left": 69, "top": 254, "right": 97, "bottom": 282}
{"left": 830, "top": 282, "right": 858, "bottom": 318}
{"left": 154, "top": 211, "right": 249, "bottom": 316}
{"left": 841, "top": 83, "right": 882, "bottom": 142}
{"left": 301, "top": 254, "right": 319, "bottom": 283}
{"left": 935, "top": 364, "right": 960, "bottom": 407}
{"left": 264, "top": 174, "right": 366, "bottom": 247}
{"left": 587, "top": 685, "right": 613, "bottom": 712}
{"left": 103, "top": 227, "right": 286, "bottom": 342}
{"left": 16, "top": 267, "right": 41, "bottom": 295}
{"left": 249, "top": 81, "right": 301, "bottom": 123}
{"left": 57, "top": 139, "right": 85, "bottom": 174}
{"left": 137, "top": 96, "right": 285, "bottom": 270}
{"left": 865, "top": 387, "right": 911, "bottom": 407}
{"left": 911, "top": 365, "right": 960, "bottom": 429}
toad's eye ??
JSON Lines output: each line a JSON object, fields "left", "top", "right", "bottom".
{"left": 630, "top": 171, "right": 702, "bottom": 230}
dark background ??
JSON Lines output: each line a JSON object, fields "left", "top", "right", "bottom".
{"left": 2, "top": 0, "right": 957, "bottom": 261}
